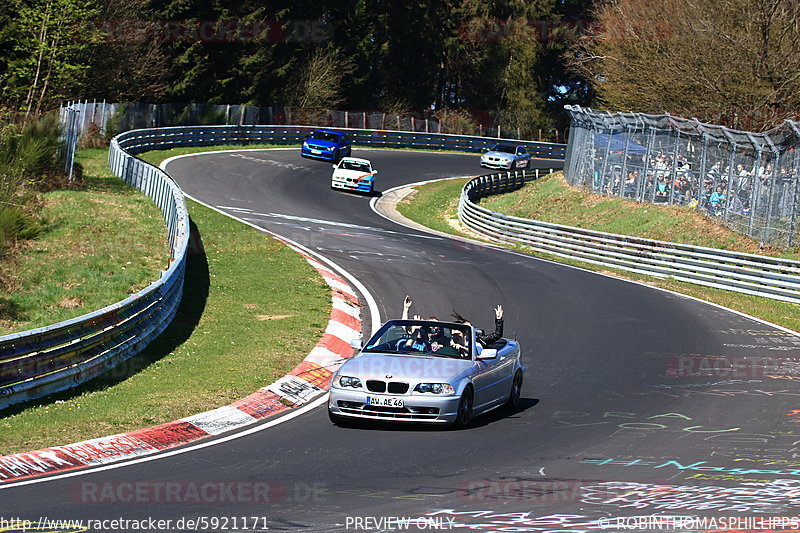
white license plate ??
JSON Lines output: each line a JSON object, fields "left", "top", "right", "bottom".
{"left": 366, "top": 396, "right": 404, "bottom": 408}
{"left": 310, "top": 149, "right": 322, "bottom": 155}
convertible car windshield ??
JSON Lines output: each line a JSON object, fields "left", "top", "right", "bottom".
{"left": 362, "top": 320, "right": 471, "bottom": 358}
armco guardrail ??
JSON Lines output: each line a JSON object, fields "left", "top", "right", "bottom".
{"left": 113, "top": 124, "right": 566, "bottom": 160}
{"left": 0, "top": 124, "right": 563, "bottom": 410}
{"left": 459, "top": 170, "right": 800, "bottom": 304}
{"left": 0, "top": 137, "right": 189, "bottom": 411}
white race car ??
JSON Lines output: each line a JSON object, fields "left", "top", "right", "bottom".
{"left": 331, "top": 157, "right": 377, "bottom": 194}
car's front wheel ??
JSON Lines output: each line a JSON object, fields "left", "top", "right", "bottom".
{"left": 328, "top": 408, "right": 351, "bottom": 426}
{"left": 452, "top": 386, "right": 474, "bottom": 429}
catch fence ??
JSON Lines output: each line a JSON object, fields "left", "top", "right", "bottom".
{"left": 61, "top": 100, "right": 564, "bottom": 141}
{"left": 564, "top": 106, "right": 800, "bottom": 248}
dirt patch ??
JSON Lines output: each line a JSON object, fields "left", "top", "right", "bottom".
{"left": 399, "top": 188, "right": 418, "bottom": 204}
{"left": 256, "top": 314, "right": 293, "bottom": 321}
{"left": 59, "top": 297, "right": 82, "bottom": 309}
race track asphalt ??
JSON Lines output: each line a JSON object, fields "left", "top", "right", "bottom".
{"left": 3, "top": 148, "right": 800, "bottom": 532}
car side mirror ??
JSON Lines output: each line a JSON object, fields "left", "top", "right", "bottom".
{"left": 350, "top": 338, "right": 363, "bottom": 350}
{"left": 372, "top": 170, "right": 378, "bottom": 174}
{"left": 332, "top": 164, "right": 338, "bottom": 169}
{"left": 477, "top": 349, "right": 497, "bottom": 360}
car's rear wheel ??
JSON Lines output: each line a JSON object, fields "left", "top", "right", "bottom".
{"left": 452, "top": 386, "right": 474, "bottom": 429}
{"left": 506, "top": 370, "right": 523, "bottom": 410}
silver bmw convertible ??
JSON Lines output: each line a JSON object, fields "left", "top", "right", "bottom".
{"left": 328, "top": 319, "right": 524, "bottom": 427}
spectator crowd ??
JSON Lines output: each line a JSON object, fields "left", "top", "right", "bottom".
{"left": 593, "top": 147, "right": 799, "bottom": 221}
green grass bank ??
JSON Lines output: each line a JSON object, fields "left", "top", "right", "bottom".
{"left": 0, "top": 147, "right": 330, "bottom": 453}
{"left": 0, "top": 148, "right": 168, "bottom": 334}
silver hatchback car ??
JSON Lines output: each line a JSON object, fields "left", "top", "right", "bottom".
{"left": 328, "top": 319, "right": 524, "bottom": 427}
{"left": 480, "top": 144, "right": 532, "bottom": 170}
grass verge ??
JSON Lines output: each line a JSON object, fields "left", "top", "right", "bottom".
{"left": 0, "top": 148, "right": 168, "bottom": 334}
{"left": 396, "top": 174, "right": 800, "bottom": 333}
{"left": 482, "top": 172, "right": 799, "bottom": 259}
{"left": 0, "top": 151, "right": 331, "bottom": 454}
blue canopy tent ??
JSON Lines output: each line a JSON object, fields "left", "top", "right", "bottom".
{"left": 594, "top": 132, "right": 647, "bottom": 156}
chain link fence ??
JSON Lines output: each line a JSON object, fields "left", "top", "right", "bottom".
{"left": 61, "top": 100, "right": 560, "bottom": 141}
{"left": 564, "top": 105, "right": 800, "bottom": 248}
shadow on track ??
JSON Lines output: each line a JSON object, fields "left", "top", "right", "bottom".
{"left": 330, "top": 398, "right": 540, "bottom": 433}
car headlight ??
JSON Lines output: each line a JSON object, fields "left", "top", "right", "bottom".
{"left": 303, "top": 141, "right": 309, "bottom": 148}
{"left": 335, "top": 375, "right": 362, "bottom": 388}
{"left": 414, "top": 383, "right": 455, "bottom": 394}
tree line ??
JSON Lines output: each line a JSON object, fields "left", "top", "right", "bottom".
{"left": 2, "top": 0, "right": 796, "bottom": 140}
{"left": 570, "top": 0, "right": 800, "bottom": 131}
{"left": 0, "top": 0, "right": 594, "bottom": 138}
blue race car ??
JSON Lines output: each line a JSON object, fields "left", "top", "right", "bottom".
{"left": 301, "top": 130, "right": 352, "bottom": 161}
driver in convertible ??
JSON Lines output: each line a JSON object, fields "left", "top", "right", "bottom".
{"left": 393, "top": 323, "right": 431, "bottom": 352}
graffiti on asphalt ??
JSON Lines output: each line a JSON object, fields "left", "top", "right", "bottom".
{"left": 554, "top": 410, "right": 739, "bottom": 434}
{"left": 580, "top": 480, "right": 800, "bottom": 513}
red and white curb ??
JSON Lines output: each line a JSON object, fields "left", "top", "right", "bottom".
{"left": 0, "top": 248, "right": 362, "bottom": 483}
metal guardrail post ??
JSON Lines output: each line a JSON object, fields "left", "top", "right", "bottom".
{"left": 723, "top": 145, "right": 737, "bottom": 223}
{"left": 748, "top": 148, "right": 763, "bottom": 240}
{"left": 763, "top": 145, "right": 780, "bottom": 245}
{"left": 638, "top": 129, "right": 655, "bottom": 202}
{"left": 618, "top": 124, "right": 631, "bottom": 197}
{"left": 668, "top": 130, "right": 680, "bottom": 205}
